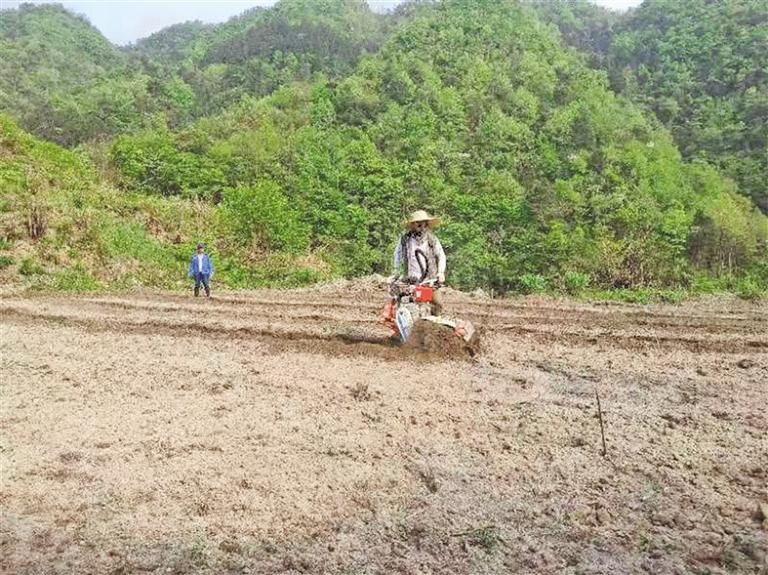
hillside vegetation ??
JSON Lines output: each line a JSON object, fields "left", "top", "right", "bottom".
{"left": 0, "top": 1, "right": 390, "bottom": 142}
{"left": 0, "top": 113, "right": 336, "bottom": 290}
{"left": 0, "top": 0, "right": 766, "bottom": 297}
{"left": 540, "top": 0, "right": 768, "bottom": 213}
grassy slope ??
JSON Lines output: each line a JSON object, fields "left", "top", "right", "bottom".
{"left": 0, "top": 113, "right": 204, "bottom": 290}
{"left": 0, "top": 113, "right": 336, "bottom": 292}
{"left": 0, "top": 106, "right": 762, "bottom": 300}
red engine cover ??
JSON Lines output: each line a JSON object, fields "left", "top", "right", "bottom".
{"left": 413, "top": 285, "right": 434, "bottom": 303}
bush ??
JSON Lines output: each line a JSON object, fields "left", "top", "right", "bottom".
{"left": 689, "top": 274, "right": 722, "bottom": 294}
{"left": 563, "top": 271, "right": 590, "bottom": 294}
{"left": 518, "top": 273, "right": 548, "bottom": 294}
{"left": 217, "top": 254, "right": 325, "bottom": 289}
{"left": 25, "top": 202, "right": 48, "bottom": 239}
{"left": 658, "top": 289, "right": 687, "bottom": 304}
{"left": 0, "top": 255, "right": 14, "bottom": 269}
{"left": 97, "top": 220, "right": 172, "bottom": 263}
{"left": 219, "top": 182, "right": 310, "bottom": 253}
{"left": 52, "top": 264, "right": 100, "bottom": 292}
{"left": 110, "top": 131, "right": 227, "bottom": 198}
{"left": 735, "top": 276, "right": 764, "bottom": 301}
{"left": 18, "top": 257, "right": 44, "bottom": 276}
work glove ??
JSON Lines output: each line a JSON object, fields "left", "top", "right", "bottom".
{"left": 437, "top": 273, "right": 445, "bottom": 285}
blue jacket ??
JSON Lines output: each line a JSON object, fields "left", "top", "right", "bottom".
{"left": 188, "top": 253, "right": 214, "bottom": 277}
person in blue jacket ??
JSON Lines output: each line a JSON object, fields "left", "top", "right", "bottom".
{"left": 188, "top": 242, "right": 214, "bottom": 297}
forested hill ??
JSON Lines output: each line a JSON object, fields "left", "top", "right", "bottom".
{"left": 130, "top": 0, "right": 390, "bottom": 118}
{"left": 539, "top": 0, "right": 768, "bottom": 214}
{"left": 0, "top": 4, "right": 132, "bottom": 145}
{"left": 0, "top": 0, "right": 766, "bottom": 297}
{"left": 0, "top": 0, "right": 391, "bottom": 141}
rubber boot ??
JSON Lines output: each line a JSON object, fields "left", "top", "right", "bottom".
{"left": 204, "top": 287, "right": 210, "bottom": 297}
{"left": 194, "top": 286, "right": 200, "bottom": 297}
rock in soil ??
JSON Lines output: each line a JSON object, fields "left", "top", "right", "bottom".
{"left": 737, "top": 358, "right": 756, "bottom": 369}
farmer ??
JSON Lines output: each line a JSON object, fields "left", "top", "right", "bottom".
{"left": 188, "top": 242, "right": 214, "bottom": 297}
{"left": 392, "top": 209, "right": 447, "bottom": 315}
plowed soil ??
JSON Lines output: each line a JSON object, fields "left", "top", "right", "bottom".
{"left": 1, "top": 282, "right": 766, "bottom": 575}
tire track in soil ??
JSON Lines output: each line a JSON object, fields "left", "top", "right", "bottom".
{"left": 0, "top": 306, "right": 472, "bottom": 362}
{"left": 2, "top": 295, "right": 766, "bottom": 356}
{"left": 496, "top": 324, "right": 767, "bottom": 354}
{"left": 59, "top": 298, "right": 376, "bottom": 325}
{"left": 23, "top": 292, "right": 768, "bottom": 338}
{"left": 83, "top": 291, "right": 768, "bottom": 319}
{"left": 71, "top": 296, "right": 767, "bottom": 335}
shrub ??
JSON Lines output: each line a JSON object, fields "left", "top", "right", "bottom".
{"left": 616, "top": 289, "right": 653, "bottom": 304}
{"left": 25, "top": 202, "right": 48, "bottom": 239}
{"left": 689, "top": 274, "right": 722, "bottom": 294}
{"left": 52, "top": 264, "right": 100, "bottom": 292}
{"left": 564, "top": 271, "right": 590, "bottom": 294}
{"left": 97, "top": 220, "right": 169, "bottom": 262}
{"left": 658, "top": 289, "right": 687, "bottom": 304}
{"left": 0, "top": 255, "right": 14, "bottom": 269}
{"left": 110, "top": 131, "right": 226, "bottom": 198}
{"left": 219, "top": 182, "right": 310, "bottom": 253}
{"left": 518, "top": 273, "right": 548, "bottom": 294}
{"left": 735, "top": 276, "right": 764, "bottom": 301}
{"left": 18, "top": 257, "right": 45, "bottom": 276}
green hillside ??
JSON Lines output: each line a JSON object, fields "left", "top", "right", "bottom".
{"left": 542, "top": 0, "right": 768, "bottom": 213}
{"left": 0, "top": 0, "right": 766, "bottom": 298}
{"left": 0, "top": 112, "right": 336, "bottom": 290}
{"left": 0, "top": 1, "right": 391, "bottom": 141}
{"left": 0, "top": 4, "right": 145, "bottom": 145}
{"left": 108, "top": 2, "right": 767, "bottom": 292}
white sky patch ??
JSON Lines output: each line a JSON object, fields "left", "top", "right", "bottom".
{"left": 0, "top": 0, "right": 644, "bottom": 45}
{"left": 593, "top": 0, "right": 643, "bottom": 10}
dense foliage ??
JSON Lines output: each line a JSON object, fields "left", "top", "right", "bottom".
{"left": 0, "top": 1, "right": 389, "bottom": 142}
{"left": 0, "top": 112, "right": 332, "bottom": 289}
{"left": 0, "top": 4, "right": 137, "bottom": 145}
{"left": 531, "top": 0, "right": 619, "bottom": 68}
{"left": 613, "top": 0, "right": 768, "bottom": 213}
{"left": 541, "top": 0, "right": 768, "bottom": 213}
{"left": 1, "top": 0, "right": 766, "bottom": 296}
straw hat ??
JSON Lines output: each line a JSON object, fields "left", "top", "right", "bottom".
{"left": 404, "top": 209, "right": 441, "bottom": 229}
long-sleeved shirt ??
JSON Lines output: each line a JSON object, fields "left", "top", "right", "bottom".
{"left": 188, "top": 253, "right": 214, "bottom": 277}
{"left": 393, "top": 232, "right": 446, "bottom": 282}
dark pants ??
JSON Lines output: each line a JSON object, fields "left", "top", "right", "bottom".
{"left": 194, "top": 273, "right": 210, "bottom": 297}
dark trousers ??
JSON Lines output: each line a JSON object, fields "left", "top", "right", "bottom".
{"left": 194, "top": 273, "right": 210, "bottom": 296}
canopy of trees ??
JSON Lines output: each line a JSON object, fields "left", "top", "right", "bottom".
{"left": 1, "top": 0, "right": 766, "bottom": 294}
{"left": 539, "top": 0, "right": 768, "bottom": 213}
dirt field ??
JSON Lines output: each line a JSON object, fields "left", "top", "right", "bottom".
{"left": 1, "top": 281, "right": 767, "bottom": 575}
